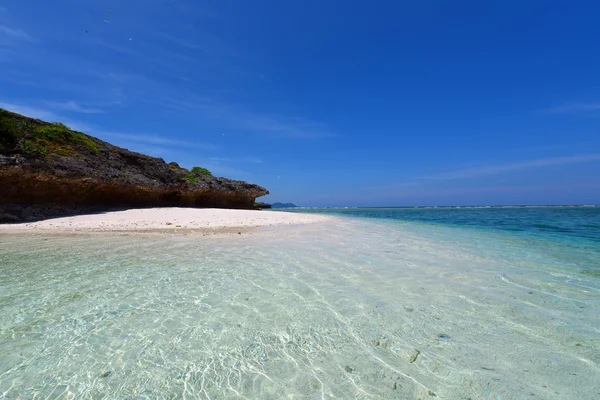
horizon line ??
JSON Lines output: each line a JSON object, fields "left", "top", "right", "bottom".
{"left": 275, "top": 204, "right": 600, "bottom": 209}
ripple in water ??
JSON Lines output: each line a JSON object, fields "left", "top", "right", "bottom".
{"left": 1, "top": 218, "right": 599, "bottom": 399}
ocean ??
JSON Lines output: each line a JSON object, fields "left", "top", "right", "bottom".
{"left": 1, "top": 207, "right": 599, "bottom": 399}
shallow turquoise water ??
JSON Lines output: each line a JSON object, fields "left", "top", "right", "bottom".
{"left": 1, "top": 207, "right": 599, "bottom": 399}
{"left": 284, "top": 207, "right": 600, "bottom": 279}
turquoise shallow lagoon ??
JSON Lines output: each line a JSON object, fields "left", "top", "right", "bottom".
{"left": 1, "top": 207, "right": 599, "bottom": 399}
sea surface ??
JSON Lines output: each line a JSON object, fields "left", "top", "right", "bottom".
{"left": 1, "top": 207, "right": 599, "bottom": 399}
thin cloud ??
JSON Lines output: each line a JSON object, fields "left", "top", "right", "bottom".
{"left": 45, "top": 101, "right": 105, "bottom": 114}
{"left": 356, "top": 182, "right": 600, "bottom": 203}
{"left": 542, "top": 103, "right": 600, "bottom": 115}
{"left": 91, "top": 39, "right": 203, "bottom": 81}
{"left": 244, "top": 114, "right": 334, "bottom": 139}
{"left": 202, "top": 157, "right": 262, "bottom": 180}
{"left": 122, "top": 144, "right": 173, "bottom": 158}
{"left": 209, "top": 156, "right": 263, "bottom": 164}
{"left": 242, "top": 114, "right": 333, "bottom": 139}
{"left": 0, "top": 70, "right": 37, "bottom": 87}
{"left": 243, "top": 156, "right": 263, "bottom": 164}
{"left": 423, "top": 154, "right": 600, "bottom": 180}
{"left": 101, "top": 132, "right": 218, "bottom": 151}
{"left": 93, "top": 39, "right": 141, "bottom": 57}
{"left": 0, "top": 25, "right": 34, "bottom": 42}
{"left": 165, "top": 98, "right": 335, "bottom": 139}
{"left": 152, "top": 30, "right": 242, "bottom": 59}
{"left": 357, "top": 153, "right": 600, "bottom": 200}
{"left": 0, "top": 102, "right": 60, "bottom": 121}
{"left": 0, "top": 101, "right": 217, "bottom": 152}
{"left": 0, "top": 102, "right": 99, "bottom": 134}
{"left": 200, "top": 162, "right": 251, "bottom": 179}
{"left": 514, "top": 144, "right": 570, "bottom": 153}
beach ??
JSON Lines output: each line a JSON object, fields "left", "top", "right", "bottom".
{"left": 0, "top": 208, "right": 331, "bottom": 234}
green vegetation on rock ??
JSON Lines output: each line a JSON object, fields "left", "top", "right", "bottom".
{"left": 176, "top": 172, "right": 199, "bottom": 183}
{"left": 34, "top": 122, "right": 99, "bottom": 156}
{"left": 0, "top": 108, "right": 99, "bottom": 157}
{"left": 169, "top": 162, "right": 201, "bottom": 183}
{"left": 0, "top": 115, "right": 19, "bottom": 153}
{"left": 191, "top": 166, "right": 212, "bottom": 176}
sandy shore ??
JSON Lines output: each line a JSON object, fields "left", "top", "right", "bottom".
{"left": 0, "top": 208, "right": 330, "bottom": 234}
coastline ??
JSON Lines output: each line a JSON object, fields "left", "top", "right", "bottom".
{"left": 0, "top": 207, "right": 331, "bottom": 235}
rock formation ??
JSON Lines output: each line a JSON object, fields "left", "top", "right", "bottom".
{"left": 0, "top": 108, "right": 269, "bottom": 222}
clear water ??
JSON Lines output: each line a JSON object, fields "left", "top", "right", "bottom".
{"left": 1, "top": 207, "right": 599, "bottom": 399}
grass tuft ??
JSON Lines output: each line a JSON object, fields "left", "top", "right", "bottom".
{"left": 0, "top": 108, "right": 99, "bottom": 157}
{"left": 191, "top": 166, "right": 212, "bottom": 176}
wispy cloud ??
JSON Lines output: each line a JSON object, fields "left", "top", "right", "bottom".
{"left": 45, "top": 101, "right": 106, "bottom": 114}
{"left": 422, "top": 154, "right": 600, "bottom": 180}
{"left": 0, "top": 101, "right": 218, "bottom": 152}
{"left": 514, "top": 144, "right": 570, "bottom": 153}
{"left": 199, "top": 162, "right": 251, "bottom": 179}
{"left": 243, "top": 156, "right": 263, "bottom": 164}
{"left": 0, "top": 101, "right": 100, "bottom": 134}
{"left": 356, "top": 153, "right": 600, "bottom": 200}
{"left": 93, "top": 39, "right": 141, "bottom": 57}
{"left": 209, "top": 156, "right": 263, "bottom": 164}
{"left": 199, "top": 156, "right": 264, "bottom": 179}
{"left": 242, "top": 114, "right": 333, "bottom": 139}
{"left": 355, "top": 182, "right": 600, "bottom": 203}
{"left": 152, "top": 31, "right": 242, "bottom": 59}
{"left": 99, "top": 132, "right": 218, "bottom": 151}
{"left": 164, "top": 98, "right": 335, "bottom": 139}
{"left": 0, "top": 102, "right": 60, "bottom": 121}
{"left": 3, "top": 30, "right": 326, "bottom": 140}
{"left": 0, "top": 25, "right": 34, "bottom": 42}
{"left": 0, "top": 102, "right": 104, "bottom": 133}
{"left": 542, "top": 103, "right": 600, "bottom": 115}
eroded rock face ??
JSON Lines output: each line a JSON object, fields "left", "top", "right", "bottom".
{"left": 0, "top": 109, "right": 269, "bottom": 222}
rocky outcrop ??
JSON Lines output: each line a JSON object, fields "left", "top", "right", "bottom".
{"left": 0, "top": 108, "right": 269, "bottom": 222}
{"left": 253, "top": 202, "right": 272, "bottom": 210}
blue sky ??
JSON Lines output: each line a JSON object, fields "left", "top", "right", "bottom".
{"left": 1, "top": 0, "right": 599, "bottom": 206}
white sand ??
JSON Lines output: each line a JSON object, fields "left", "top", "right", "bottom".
{"left": 0, "top": 208, "right": 330, "bottom": 233}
